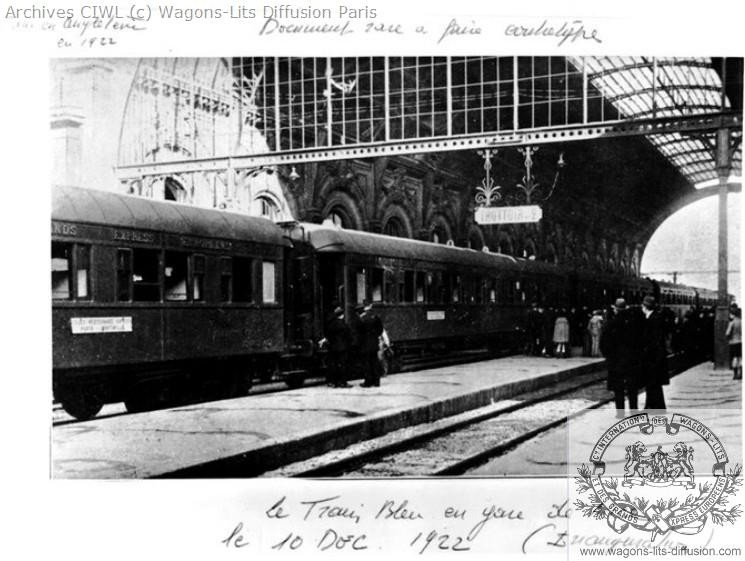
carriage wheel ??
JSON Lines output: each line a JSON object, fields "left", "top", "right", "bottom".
{"left": 61, "top": 389, "right": 103, "bottom": 421}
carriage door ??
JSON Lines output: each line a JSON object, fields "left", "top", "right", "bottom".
{"left": 286, "top": 246, "right": 316, "bottom": 343}
{"left": 318, "top": 253, "right": 346, "bottom": 323}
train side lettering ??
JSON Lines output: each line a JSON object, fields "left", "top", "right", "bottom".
{"left": 52, "top": 221, "right": 77, "bottom": 236}
{"left": 113, "top": 229, "right": 155, "bottom": 243}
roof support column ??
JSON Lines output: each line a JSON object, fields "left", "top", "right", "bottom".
{"left": 714, "top": 126, "right": 732, "bottom": 369}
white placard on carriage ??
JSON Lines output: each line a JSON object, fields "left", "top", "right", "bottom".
{"left": 70, "top": 317, "right": 133, "bottom": 334}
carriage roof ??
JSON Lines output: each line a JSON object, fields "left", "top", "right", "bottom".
{"left": 302, "top": 224, "right": 528, "bottom": 271}
{"left": 52, "top": 186, "right": 290, "bottom": 247}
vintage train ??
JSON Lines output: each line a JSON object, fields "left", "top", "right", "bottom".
{"left": 52, "top": 186, "right": 719, "bottom": 419}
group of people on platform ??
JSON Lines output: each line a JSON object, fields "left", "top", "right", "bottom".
{"left": 526, "top": 297, "right": 742, "bottom": 416}
{"left": 526, "top": 305, "right": 610, "bottom": 359}
{"left": 320, "top": 301, "right": 386, "bottom": 388}
{"left": 525, "top": 301, "right": 728, "bottom": 363}
{"left": 601, "top": 296, "right": 669, "bottom": 414}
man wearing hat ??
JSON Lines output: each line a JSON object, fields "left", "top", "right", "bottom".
{"left": 600, "top": 298, "right": 642, "bottom": 416}
{"left": 639, "top": 295, "right": 669, "bottom": 410}
{"left": 324, "top": 306, "right": 352, "bottom": 388}
{"left": 359, "top": 300, "right": 384, "bottom": 387}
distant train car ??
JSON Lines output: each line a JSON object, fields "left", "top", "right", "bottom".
{"left": 52, "top": 186, "right": 289, "bottom": 419}
{"left": 294, "top": 225, "right": 542, "bottom": 357}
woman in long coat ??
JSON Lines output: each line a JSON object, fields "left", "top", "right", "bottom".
{"left": 587, "top": 310, "right": 605, "bottom": 357}
{"left": 553, "top": 309, "right": 570, "bottom": 358}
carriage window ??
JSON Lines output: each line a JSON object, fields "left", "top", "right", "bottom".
{"left": 52, "top": 243, "right": 91, "bottom": 300}
{"left": 403, "top": 271, "right": 415, "bottom": 303}
{"left": 415, "top": 272, "right": 425, "bottom": 303}
{"left": 116, "top": 249, "right": 132, "bottom": 301}
{"left": 465, "top": 276, "right": 475, "bottom": 303}
{"left": 489, "top": 279, "right": 498, "bottom": 303}
{"left": 503, "top": 279, "right": 513, "bottom": 304}
{"left": 132, "top": 248, "right": 160, "bottom": 302}
{"left": 52, "top": 242, "right": 72, "bottom": 300}
{"left": 219, "top": 257, "right": 232, "bottom": 302}
{"left": 262, "top": 261, "right": 276, "bottom": 303}
{"left": 515, "top": 280, "right": 523, "bottom": 304}
{"left": 397, "top": 271, "right": 406, "bottom": 303}
{"left": 192, "top": 254, "right": 205, "bottom": 301}
{"left": 452, "top": 275, "right": 461, "bottom": 303}
{"left": 439, "top": 273, "right": 451, "bottom": 304}
{"left": 233, "top": 257, "right": 253, "bottom": 302}
{"left": 476, "top": 279, "right": 487, "bottom": 304}
{"left": 76, "top": 245, "right": 90, "bottom": 298}
{"left": 372, "top": 268, "right": 384, "bottom": 302}
{"left": 164, "top": 251, "right": 188, "bottom": 301}
{"left": 355, "top": 270, "right": 367, "bottom": 304}
{"left": 425, "top": 272, "right": 435, "bottom": 303}
{"left": 384, "top": 269, "right": 397, "bottom": 303}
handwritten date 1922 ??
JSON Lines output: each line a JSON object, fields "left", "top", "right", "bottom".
{"left": 410, "top": 530, "right": 470, "bottom": 554}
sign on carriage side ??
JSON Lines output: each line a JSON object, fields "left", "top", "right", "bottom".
{"left": 475, "top": 205, "right": 543, "bottom": 225}
{"left": 71, "top": 317, "right": 133, "bottom": 334}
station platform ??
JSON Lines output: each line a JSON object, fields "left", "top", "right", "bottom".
{"left": 467, "top": 361, "right": 743, "bottom": 476}
{"left": 52, "top": 355, "right": 604, "bottom": 479}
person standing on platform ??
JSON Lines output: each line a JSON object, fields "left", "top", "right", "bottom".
{"left": 587, "top": 309, "right": 605, "bottom": 357}
{"left": 324, "top": 306, "right": 352, "bottom": 388}
{"left": 726, "top": 306, "right": 742, "bottom": 380}
{"left": 360, "top": 301, "right": 384, "bottom": 387}
{"left": 600, "top": 298, "right": 641, "bottom": 417}
{"left": 553, "top": 309, "right": 570, "bottom": 358}
{"left": 640, "top": 296, "right": 669, "bottom": 410}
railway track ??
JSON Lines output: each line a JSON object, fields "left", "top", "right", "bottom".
{"left": 262, "top": 371, "right": 609, "bottom": 477}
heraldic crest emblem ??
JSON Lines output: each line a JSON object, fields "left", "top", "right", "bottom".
{"left": 623, "top": 441, "right": 695, "bottom": 488}
{"left": 575, "top": 413, "right": 742, "bottom": 541}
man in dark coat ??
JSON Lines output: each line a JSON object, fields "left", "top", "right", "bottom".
{"left": 324, "top": 306, "right": 352, "bottom": 388}
{"left": 639, "top": 296, "right": 669, "bottom": 410}
{"left": 600, "top": 298, "right": 642, "bottom": 416}
{"left": 359, "top": 301, "right": 384, "bottom": 387}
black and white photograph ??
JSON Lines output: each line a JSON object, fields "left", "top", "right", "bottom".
{"left": 3, "top": 0, "right": 745, "bottom": 559}
{"left": 50, "top": 53, "right": 742, "bottom": 479}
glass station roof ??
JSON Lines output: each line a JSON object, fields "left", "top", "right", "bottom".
{"left": 569, "top": 57, "right": 742, "bottom": 187}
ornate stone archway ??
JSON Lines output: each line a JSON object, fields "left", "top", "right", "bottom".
{"left": 429, "top": 213, "right": 454, "bottom": 244}
{"left": 380, "top": 203, "right": 414, "bottom": 239}
{"left": 322, "top": 190, "right": 365, "bottom": 230}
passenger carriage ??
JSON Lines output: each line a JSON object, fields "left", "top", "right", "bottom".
{"left": 52, "top": 186, "right": 288, "bottom": 419}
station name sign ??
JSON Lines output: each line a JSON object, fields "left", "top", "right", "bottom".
{"left": 475, "top": 205, "right": 543, "bottom": 225}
